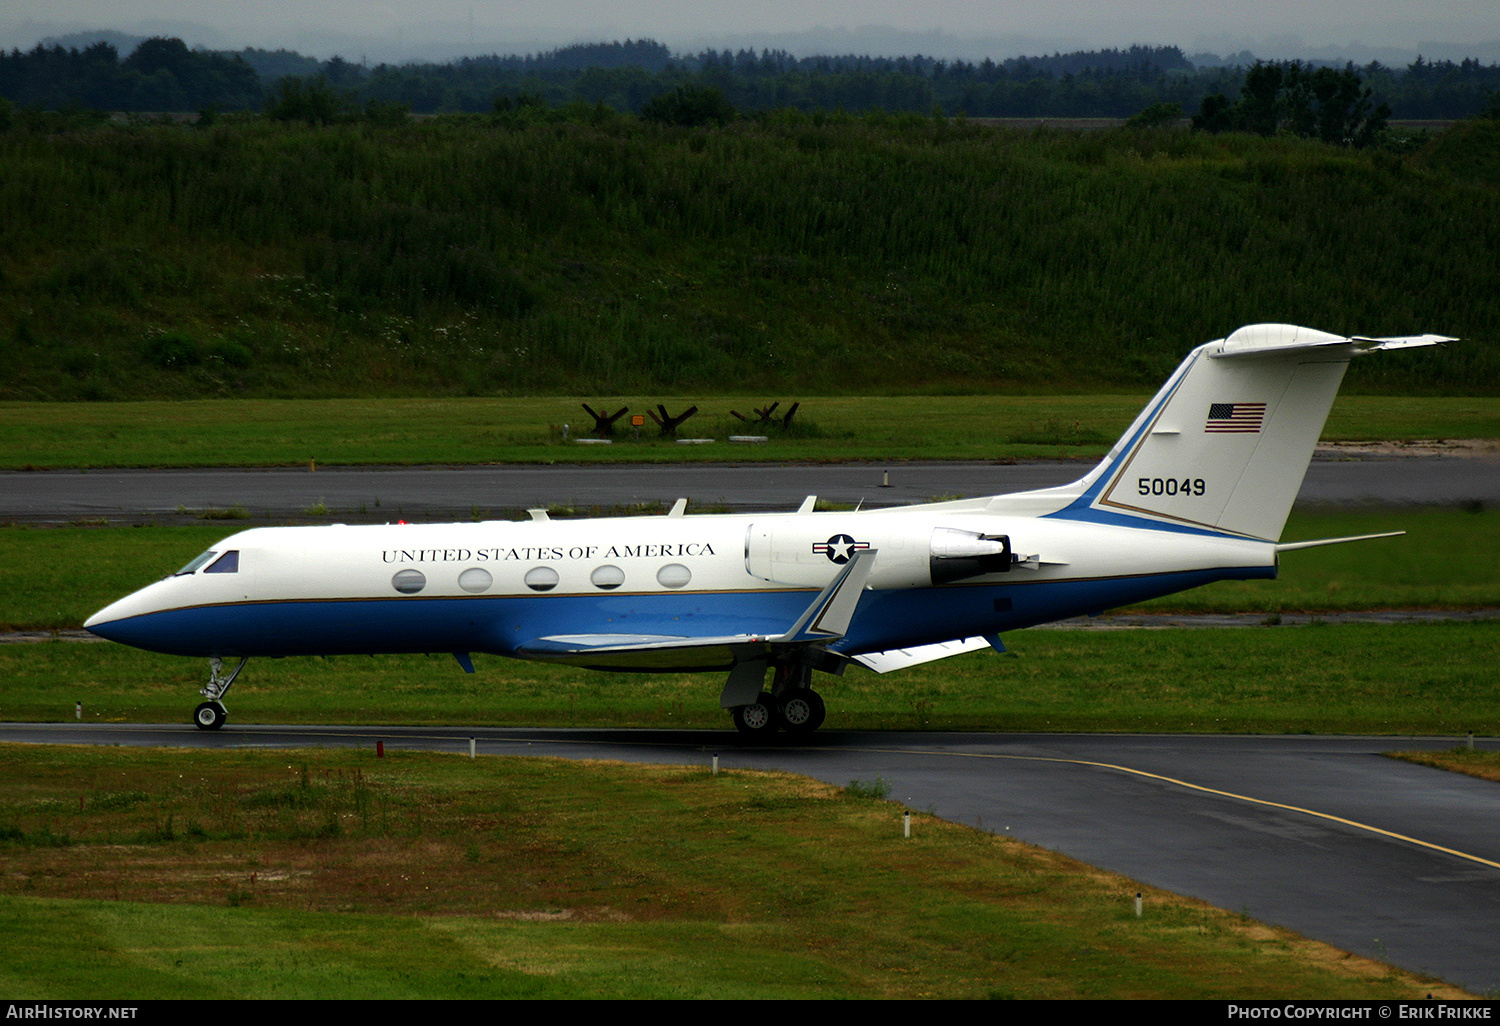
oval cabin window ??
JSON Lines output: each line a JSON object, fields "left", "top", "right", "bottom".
{"left": 524, "top": 566, "right": 559, "bottom": 592}
{"left": 657, "top": 563, "right": 692, "bottom": 589}
{"left": 590, "top": 565, "right": 625, "bottom": 590}
{"left": 392, "top": 569, "right": 426, "bottom": 594}
{"left": 458, "top": 567, "right": 492, "bottom": 593}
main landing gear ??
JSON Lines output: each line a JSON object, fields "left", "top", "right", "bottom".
{"left": 730, "top": 664, "right": 828, "bottom": 738}
{"left": 193, "top": 655, "right": 247, "bottom": 731}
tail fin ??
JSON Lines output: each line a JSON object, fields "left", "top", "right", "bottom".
{"left": 1045, "top": 324, "right": 1453, "bottom": 541}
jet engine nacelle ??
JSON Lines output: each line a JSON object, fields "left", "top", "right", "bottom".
{"left": 929, "top": 526, "right": 1012, "bottom": 585}
{"left": 744, "top": 518, "right": 1020, "bottom": 588}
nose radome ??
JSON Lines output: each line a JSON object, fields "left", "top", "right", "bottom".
{"left": 83, "top": 581, "right": 167, "bottom": 636}
{"left": 84, "top": 601, "right": 122, "bottom": 631}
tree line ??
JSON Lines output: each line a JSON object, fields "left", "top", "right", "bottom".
{"left": 3, "top": 36, "right": 1500, "bottom": 121}
{"left": 0, "top": 37, "right": 257, "bottom": 112}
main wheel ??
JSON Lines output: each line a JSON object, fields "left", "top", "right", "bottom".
{"left": 778, "top": 690, "right": 826, "bottom": 734}
{"left": 731, "top": 692, "right": 780, "bottom": 736}
{"left": 193, "top": 701, "right": 227, "bottom": 731}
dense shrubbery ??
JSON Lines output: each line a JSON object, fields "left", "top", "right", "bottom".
{"left": 0, "top": 115, "right": 1494, "bottom": 400}
{"left": 640, "top": 85, "right": 735, "bottom": 126}
{"left": 1193, "top": 62, "right": 1390, "bottom": 147}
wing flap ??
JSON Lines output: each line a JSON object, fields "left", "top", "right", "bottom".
{"left": 852, "top": 635, "right": 1002, "bottom": 673}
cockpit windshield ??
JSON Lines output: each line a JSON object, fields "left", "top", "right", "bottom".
{"left": 204, "top": 550, "right": 239, "bottom": 573}
{"left": 175, "top": 550, "right": 218, "bottom": 576}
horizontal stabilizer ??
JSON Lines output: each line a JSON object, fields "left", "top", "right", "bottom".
{"left": 1348, "top": 334, "right": 1457, "bottom": 352}
{"left": 1275, "top": 531, "right": 1404, "bottom": 553}
{"left": 1210, "top": 325, "right": 1456, "bottom": 360}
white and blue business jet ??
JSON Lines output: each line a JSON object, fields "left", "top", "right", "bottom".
{"left": 87, "top": 324, "right": 1451, "bottom": 735}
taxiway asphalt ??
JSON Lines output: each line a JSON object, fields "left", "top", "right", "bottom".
{"left": 2, "top": 453, "right": 1497, "bottom": 522}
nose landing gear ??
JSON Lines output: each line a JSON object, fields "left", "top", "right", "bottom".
{"left": 193, "top": 655, "right": 247, "bottom": 730}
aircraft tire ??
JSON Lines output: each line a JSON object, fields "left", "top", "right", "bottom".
{"left": 193, "top": 701, "right": 227, "bottom": 731}
{"left": 732, "top": 693, "right": 780, "bottom": 736}
{"left": 778, "top": 690, "right": 826, "bottom": 734}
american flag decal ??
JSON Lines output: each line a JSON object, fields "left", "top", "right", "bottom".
{"left": 1205, "top": 402, "right": 1267, "bottom": 433}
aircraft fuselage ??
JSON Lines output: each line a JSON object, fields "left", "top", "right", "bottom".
{"left": 86, "top": 511, "right": 1275, "bottom": 669}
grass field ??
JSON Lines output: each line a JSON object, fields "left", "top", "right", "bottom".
{"left": 2, "top": 621, "right": 1494, "bottom": 735}
{"left": 0, "top": 744, "right": 1469, "bottom": 999}
{"left": 1394, "top": 747, "right": 1500, "bottom": 783}
{"left": 2, "top": 394, "right": 1497, "bottom": 468}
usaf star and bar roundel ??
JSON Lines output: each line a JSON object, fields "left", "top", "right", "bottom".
{"left": 813, "top": 534, "right": 870, "bottom": 564}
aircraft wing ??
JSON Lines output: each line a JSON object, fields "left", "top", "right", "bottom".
{"left": 517, "top": 633, "right": 778, "bottom": 671}
{"left": 514, "top": 549, "right": 879, "bottom": 672}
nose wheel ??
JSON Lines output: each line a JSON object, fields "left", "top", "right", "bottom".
{"left": 193, "top": 701, "right": 227, "bottom": 731}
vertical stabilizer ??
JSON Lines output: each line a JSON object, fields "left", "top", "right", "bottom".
{"left": 1051, "top": 324, "right": 1452, "bottom": 541}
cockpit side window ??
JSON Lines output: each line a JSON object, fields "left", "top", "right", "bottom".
{"left": 204, "top": 550, "right": 240, "bottom": 574}
{"left": 175, "top": 550, "right": 218, "bottom": 576}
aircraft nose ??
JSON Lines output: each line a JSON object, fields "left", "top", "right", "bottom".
{"left": 84, "top": 599, "right": 135, "bottom": 640}
{"left": 83, "top": 583, "right": 169, "bottom": 643}
{"left": 84, "top": 601, "right": 122, "bottom": 633}
{"left": 82, "top": 598, "right": 184, "bottom": 653}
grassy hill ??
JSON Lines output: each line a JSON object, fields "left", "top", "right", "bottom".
{"left": 1, "top": 112, "right": 1496, "bottom": 401}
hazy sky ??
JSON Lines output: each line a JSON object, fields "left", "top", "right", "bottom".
{"left": 4, "top": 0, "right": 1496, "bottom": 62}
